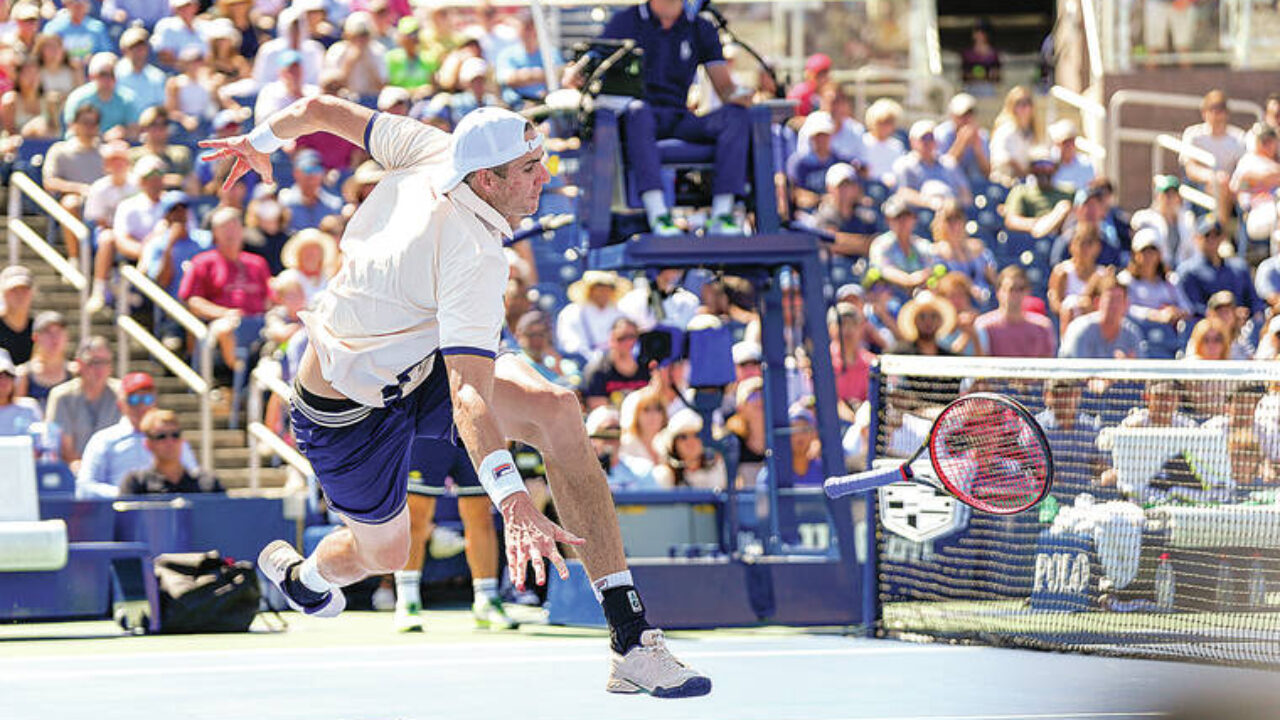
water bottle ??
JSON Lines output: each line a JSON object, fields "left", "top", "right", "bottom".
{"left": 1154, "top": 553, "right": 1175, "bottom": 611}
{"left": 28, "top": 421, "right": 61, "bottom": 463}
{"left": 1248, "top": 555, "right": 1267, "bottom": 610}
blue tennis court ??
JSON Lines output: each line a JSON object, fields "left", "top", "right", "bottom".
{"left": 3, "top": 610, "right": 1276, "bottom": 720}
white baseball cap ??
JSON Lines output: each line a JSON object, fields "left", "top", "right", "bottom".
{"left": 432, "top": 106, "right": 543, "bottom": 194}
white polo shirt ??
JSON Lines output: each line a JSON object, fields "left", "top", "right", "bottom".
{"left": 300, "top": 113, "right": 513, "bottom": 408}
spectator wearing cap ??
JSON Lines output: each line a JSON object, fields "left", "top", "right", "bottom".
{"left": 1049, "top": 120, "right": 1095, "bottom": 193}
{"left": 0, "top": 266, "right": 35, "bottom": 365}
{"left": 1001, "top": 146, "right": 1072, "bottom": 238}
{"left": 1059, "top": 269, "right": 1143, "bottom": 360}
{"left": 1118, "top": 228, "right": 1190, "bottom": 329}
{"left": 255, "top": 49, "right": 320, "bottom": 125}
{"left": 15, "top": 311, "right": 70, "bottom": 411}
{"left": 63, "top": 53, "right": 137, "bottom": 139}
{"left": 206, "top": 17, "right": 253, "bottom": 84}
{"left": 386, "top": 16, "right": 436, "bottom": 89}
{"left": 44, "top": 103, "right": 104, "bottom": 260}
{"left": 617, "top": 268, "right": 700, "bottom": 333}
{"left": 151, "top": 0, "right": 208, "bottom": 67}
{"left": 131, "top": 107, "right": 194, "bottom": 188}
{"left": 1174, "top": 214, "right": 1262, "bottom": 318}
{"left": 975, "top": 265, "right": 1057, "bottom": 358}
{"left": 1052, "top": 177, "right": 1128, "bottom": 267}
{"left": 787, "top": 111, "right": 841, "bottom": 198}
{"left": 557, "top": 271, "right": 628, "bottom": 363}
{"left": 1180, "top": 89, "right": 1246, "bottom": 216}
{"left": 1205, "top": 290, "right": 1254, "bottom": 359}
{"left": 862, "top": 98, "right": 907, "bottom": 183}
{"left": 120, "top": 409, "right": 222, "bottom": 495}
{"left": 0, "top": 349, "right": 42, "bottom": 437}
{"left": 278, "top": 150, "right": 343, "bottom": 232}
{"left": 807, "top": 163, "right": 878, "bottom": 256}
{"left": 44, "top": 0, "right": 111, "bottom": 63}
{"left": 1256, "top": 251, "right": 1280, "bottom": 312}
{"left": 77, "top": 372, "right": 200, "bottom": 497}
{"left": 1230, "top": 122, "right": 1280, "bottom": 244}
{"left": 496, "top": 13, "right": 559, "bottom": 109}
{"left": 796, "top": 86, "right": 866, "bottom": 164}
{"left": 280, "top": 228, "right": 338, "bottom": 304}
{"left": 48, "top": 336, "right": 121, "bottom": 467}
{"left": 140, "top": 191, "right": 211, "bottom": 297}
{"left": 83, "top": 141, "right": 137, "bottom": 231}
{"left": 586, "top": 405, "right": 656, "bottom": 490}
{"left": 893, "top": 119, "right": 972, "bottom": 209}
{"left": 197, "top": 109, "right": 251, "bottom": 194}
{"left": 868, "top": 196, "right": 936, "bottom": 298}
{"left": 786, "top": 52, "right": 831, "bottom": 118}
{"left": 115, "top": 27, "right": 166, "bottom": 115}
{"left": 181, "top": 207, "right": 272, "bottom": 371}
{"left": 990, "top": 86, "right": 1040, "bottom": 185}
{"left": 935, "top": 92, "right": 991, "bottom": 188}
{"left": 654, "top": 408, "right": 727, "bottom": 490}
{"left": 583, "top": 317, "right": 649, "bottom": 410}
{"left": 7, "top": 3, "right": 42, "bottom": 53}
{"left": 1130, "top": 174, "right": 1197, "bottom": 268}
{"left": 248, "top": 6, "right": 324, "bottom": 90}
{"left": 449, "top": 56, "right": 500, "bottom": 123}
{"left": 376, "top": 85, "right": 411, "bottom": 116}
{"left": 323, "top": 11, "right": 387, "bottom": 98}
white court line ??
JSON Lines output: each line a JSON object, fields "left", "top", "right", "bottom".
{"left": 776, "top": 714, "right": 1165, "bottom": 720}
{"left": 0, "top": 639, "right": 975, "bottom": 669}
{"left": 1, "top": 645, "right": 982, "bottom": 681}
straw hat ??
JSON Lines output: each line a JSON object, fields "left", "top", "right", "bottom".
{"left": 897, "top": 291, "right": 956, "bottom": 342}
{"left": 281, "top": 229, "right": 339, "bottom": 273}
{"left": 567, "top": 270, "right": 631, "bottom": 306}
{"left": 655, "top": 408, "right": 704, "bottom": 461}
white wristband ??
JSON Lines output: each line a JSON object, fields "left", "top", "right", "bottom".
{"left": 478, "top": 449, "right": 527, "bottom": 509}
{"left": 247, "top": 122, "right": 284, "bottom": 154}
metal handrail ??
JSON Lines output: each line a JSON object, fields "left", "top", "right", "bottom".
{"left": 1081, "top": 0, "right": 1105, "bottom": 86}
{"left": 1151, "top": 134, "right": 1217, "bottom": 213}
{"left": 6, "top": 171, "right": 92, "bottom": 344}
{"left": 247, "top": 364, "right": 312, "bottom": 490}
{"left": 1106, "top": 90, "right": 1263, "bottom": 196}
{"left": 115, "top": 264, "right": 215, "bottom": 470}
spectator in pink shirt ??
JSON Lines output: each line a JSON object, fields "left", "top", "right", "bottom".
{"left": 179, "top": 207, "right": 271, "bottom": 370}
{"left": 975, "top": 266, "right": 1057, "bottom": 358}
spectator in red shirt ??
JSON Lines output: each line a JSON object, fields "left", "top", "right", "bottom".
{"left": 179, "top": 206, "right": 271, "bottom": 370}
{"left": 786, "top": 53, "right": 830, "bottom": 117}
{"left": 828, "top": 302, "right": 873, "bottom": 417}
{"left": 975, "top": 266, "right": 1057, "bottom": 358}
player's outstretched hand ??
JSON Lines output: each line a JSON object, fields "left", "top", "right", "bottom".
{"left": 500, "top": 492, "right": 584, "bottom": 590}
{"left": 198, "top": 135, "right": 274, "bottom": 193}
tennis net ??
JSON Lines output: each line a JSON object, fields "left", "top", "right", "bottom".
{"left": 866, "top": 355, "right": 1280, "bottom": 667}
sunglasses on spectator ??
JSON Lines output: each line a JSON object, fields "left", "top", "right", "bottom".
{"left": 127, "top": 393, "right": 155, "bottom": 407}
{"left": 615, "top": 333, "right": 638, "bottom": 342}
{"left": 147, "top": 430, "right": 182, "bottom": 441}
{"left": 83, "top": 357, "right": 111, "bottom": 367}
{"left": 1204, "top": 335, "right": 1226, "bottom": 344}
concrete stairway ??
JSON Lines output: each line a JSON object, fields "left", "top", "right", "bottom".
{"left": 10, "top": 213, "right": 289, "bottom": 490}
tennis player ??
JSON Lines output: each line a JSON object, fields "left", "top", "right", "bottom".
{"left": 200, "top": 96, "right": 711, "bottom": 698}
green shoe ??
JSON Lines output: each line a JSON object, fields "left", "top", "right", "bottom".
{"left": 473, "top": 597, "right": 519, "bottom": 630}
{"left": 705, "top": 214, "right": 744, "bottom": 236}
{"left": 651, "top": 214, "right": 683, "bottom": 237}
{"left": 394, "top": 602, "right": 423, "bottom": 633}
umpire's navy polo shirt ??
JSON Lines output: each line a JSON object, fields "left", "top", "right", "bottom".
{"left": 601, "top": 2, "right": 724, "bottom": 109}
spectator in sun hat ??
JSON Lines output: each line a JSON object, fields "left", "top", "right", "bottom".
{"left": 280, "top": 228, "right": 339, "bottom": 304}
{"left": 377, "top": 85, "right": 412, "bottom": 115}
{"left": 77, "top": 371, "right": 201, "bottom": 497}
{"left": 893, "top": 291, "right": 957, "bottom": 357}
{"left": 786, "top": 52, "right": 831, "bottom": 117}
{"left": 893, "top": 118, "right": 972, "bottom": 209}
{"left": 556, "top": 270, "right": 630, "bottom": 363}
{"left": 449, "top": 56, "right": 500, "bottom": 123}
{"left": 653, "top": 408, "right": 727, "bottom": 491}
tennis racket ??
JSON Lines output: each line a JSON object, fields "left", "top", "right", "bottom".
{"left": 824, "top": 392, "right": 1054, "bottom": 514}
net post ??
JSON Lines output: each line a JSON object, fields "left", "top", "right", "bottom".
{"left": 861, "top": 357, "right": 884, "bottom": 636}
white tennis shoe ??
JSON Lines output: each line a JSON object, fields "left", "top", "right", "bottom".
{"left": 257, "top": 540, "right": 347, "bottom": 618}
{"left": 606, "top": 629, "right": 712, "bottom": 698}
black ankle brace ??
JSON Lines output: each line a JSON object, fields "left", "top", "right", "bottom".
{"left": 601, "top": 585, "right": 651, "bottom": 654}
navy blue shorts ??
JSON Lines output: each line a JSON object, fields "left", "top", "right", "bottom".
{"left": 290, "top": 356, "right": 465, "bottom": 524}
{"left": 407, "top": 438, "right": 483, "bottom": 497}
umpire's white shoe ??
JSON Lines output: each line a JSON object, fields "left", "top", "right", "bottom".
{"left": 606, "top": 629, "right": 712, "bottom": 698}
{"left": 257, "top": 540, "right": 346, "bottom": 618}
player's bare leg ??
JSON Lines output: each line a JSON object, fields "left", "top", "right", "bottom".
{"left": 458, "top": 496, "right": 517, "bottom": 629}
{"left": 491, "top": 354, "right": 710, "bottom": 697}
{"left": 259, "top": 506, "right": 410, "bottom": 617}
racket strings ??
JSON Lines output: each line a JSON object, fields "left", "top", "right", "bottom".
{"left": 932, "top": 397, "right": 1051, "bottom": 513}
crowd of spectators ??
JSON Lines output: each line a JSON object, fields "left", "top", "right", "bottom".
{"left": 0, "top": 0, "right": 1276, "bottom": 514}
